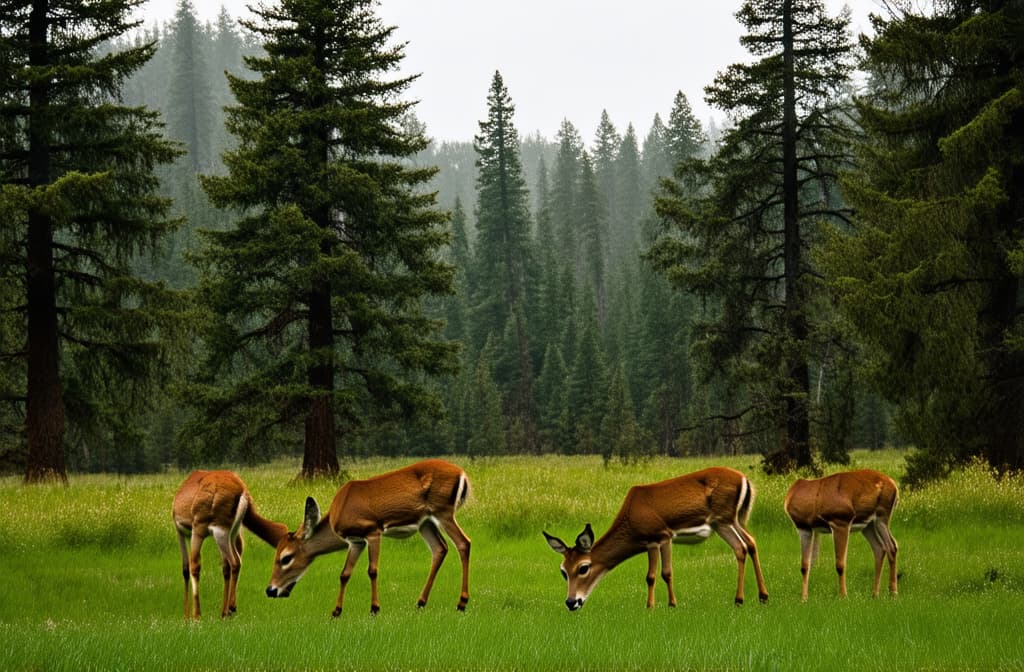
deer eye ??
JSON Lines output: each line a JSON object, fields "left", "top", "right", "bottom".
{"left": 280, "top": 554, "right": 293, "bottom": 567}
{"left": 578, "top": 564, "right": 591, "bottom": 576}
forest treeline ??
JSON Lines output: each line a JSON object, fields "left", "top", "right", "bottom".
{"left": 1, "top": 0, "right": 1021, "bottom": 484}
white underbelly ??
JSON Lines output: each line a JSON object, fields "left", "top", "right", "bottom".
{"left": 672, "top": 524, "right": 712, "bottom": 545}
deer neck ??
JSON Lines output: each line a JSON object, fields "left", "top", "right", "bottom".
{"left": 591, "top": 519, "right": 647, "bottom": 573}
{"left": 243, "top": 505, "right": 289, "bottom": 547}
{"left": 305, "top": 518, "right": 347, "bottom": 558}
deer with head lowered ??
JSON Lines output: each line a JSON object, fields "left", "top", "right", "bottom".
{"left": 784, "top": 469, "right": 899, "bottom": 600}
{"left": 543, "top": 467, "right": 768, "bottom": 610}
{"left": 172, "top": 470, "right": 288, "bottom": 619}
{"left": 265, "top": 459, "right": 472, "bottom": 616}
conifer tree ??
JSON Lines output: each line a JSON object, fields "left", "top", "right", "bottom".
{"left": 665, "top": 91, "right": 706, "bottom": 166}
{"left": 193, "top": 0, "right": 456, "bottom": 477}
{"left": 470, "top": 71, "right": 533, "bottom": 352}
{"left": 550, "top": 119, "right": 584, "bottom": 272}
{"left": 470, "top": 71, "right": 537, "bottom": 449}
{"left": 166, "top": 0, "right": 214, "bottom": 173}
{"left": 823, "top": 0, "right": 1024, "bottom": 480}
{"left": 577, "top": 152, "right": 607, "bottom": 325}
{"left": 649, "top": 0, "right": 854, "bottom": 470}
{"left": 0, "top": 0, "right": 184, "bottom": 481}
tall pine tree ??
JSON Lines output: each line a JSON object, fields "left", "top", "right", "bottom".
{"left": 823, "top": 0, "right": 1024, "bottom": 480}
{"left": 0, "top": 0, "right": 184, "bottom": 481}
{"left": 649, "top": 0, "right": 855, "bottom": 469}
{"left": 193, "top": 0, "right": 456, "bottom": 478}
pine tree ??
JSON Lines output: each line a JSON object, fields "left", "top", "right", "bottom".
{"left": 0, "top": 0, "right": 184, "bottom": 481}
{"left": 470, "top": 71, "right": 533, "bottom": 351}
{"left": 166, "top": 0, "right": 214, "bottom": 173}
{"left": 822, "top": 0, "right": 1024, "bottom": 481}
{"left": 577, "top": 152, "right": 607, "bottom": 326}
{"left": 665, "top": 91, "right": 706, "bottom": 166}
{"left": 550, "top": 119, "right": 584, "bottom": 273}
{"left": 611, "top": 123, "right": 644, "bottom": 264}
{"left": 566, "top": 289, "right": 607, "bottom": 453}
{"left": 193, "top": 0, "right": 456, "bottom": 478}
{"left": 470, "top": 71, "right": 537, "bottom": 449}
{"left": 649, "top": 0, "right": 855, "bottom": 470}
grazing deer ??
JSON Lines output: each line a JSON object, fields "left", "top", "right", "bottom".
{"left": 172, "top": 470, "right": 288, "bottom": 619}
{"left": 265, "top": 459, "right": 472, "bottom": 616}
{"left": 543, "top": 467, "right": 768, "bottom": 611}
{"left": 784, "top": 469, "right": 899, "bottom": 600}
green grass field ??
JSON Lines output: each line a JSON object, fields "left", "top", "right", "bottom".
{"left": 2, "top": 451, "right": 1023, "bottom": 671}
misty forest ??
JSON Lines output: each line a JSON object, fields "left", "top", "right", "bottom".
{"left": 1, "top": 0, "right": 1021, "bottom": 484}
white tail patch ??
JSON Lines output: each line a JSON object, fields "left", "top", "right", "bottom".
{"left": 455, "top": 471, "right": 470, "bottom": 509}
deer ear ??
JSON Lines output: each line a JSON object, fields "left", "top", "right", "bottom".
{"left": 576, "top": 523, "right": 594, "bottom": 552}
{"left": 543, "top": 531, "right": 570, "bottom": 554}
{"left": 301, "top": 496, "right": 321, "bottom": 540}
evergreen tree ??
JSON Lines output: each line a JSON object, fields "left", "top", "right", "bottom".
{"left": 665, "top": 91, "right": 706, "bottom": 166}
{"left": 535, "top": 342, "right": 569, "bottom": 452}
{"left": 600, "top": 362, "right": 647, "bottom": 464}
{"left": 649, "top": 0, "right": 855, "bottom": 470}
{"left": 566, "top": 289, "right": 607, "bottom": 453}
{"left": 611, "top": 123, "right": 644, "bottom": 264}
{"left": 470, "top": 71, "right": 536, "bottom": 449}
{"left": 442, "top": 197, "right": 471, "bottom": 345}
{"left": 465, "top": 337, "right": 506, "bottom": 455}
{"left": 470, "top": 71, "right": 533, "bottom": 352}
{"left": 577, "top": 151, "right": 608, "bottom": 326}
{"left": 593, "top": 110, "right": 620, "bottom": 267}
{"left": 550, "top": 119, "right": 584, "bottom": 272}
{"left": 0, "top": 0, "right": 184, "bottom": 481}
{"left": 823, "top": 0, "right": 1024, "bottom": 481}
{"left": 640, "top": 114, "right": 672, "bottom": 194}
{"left": 166, "top": 0, "right": 214, "bottom": 173}
{"left": 192, "top": 0, "right": 456, "bottom": 478}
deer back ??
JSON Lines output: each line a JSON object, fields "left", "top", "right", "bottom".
{"left": 328, "top": 459, "right": 467, "bottom": 537}
{"left": 785, "top": 469, "right": 898, "bottom": 529}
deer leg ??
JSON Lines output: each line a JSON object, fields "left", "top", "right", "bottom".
{"left": 177, "top": 529, "right": 191, "bottom": 620}
{"left": 645, "top": 546, "right": 659, "bottom": 608}
{"left": 332, "top": 540, "right": 365, "bottom": 617}
{"left": 831, "top": 523, "right": 851, "bottom": 598}
{"left": 737, "top": 525, "right": 768, "bottom": 603}
{"left": 212, "top": 526, "right": 241, "bottom": 618}
{"left": 714, "top": 524, "right": 750, "bottom": 605}
{"left": 188, "top": 528, "right": 205, "bottom": 619}
{"left": 877, "top": 519, "right": 899, "bottom": 596}
{"left": 862, "top": 522, "right": 886, "bottom": 598}
{"left": 659, "top": 542, "right": 676, "bottom": 607}
{"left": 366, "top": 533, "right": 383, "bottom": 615}
{"left": 230, "top": 534, "right": 243, "bottom": 613}
{"left": 437, "top": 516, "right": 472, "bottom": 611}
{"left": 416, "top": 520, "right": 448, "bottom": 608}
{"left": 798, "top": 528, "right": 814, "bottom": 601}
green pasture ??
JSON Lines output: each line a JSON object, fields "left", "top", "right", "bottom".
{"left": 2, "top": 451, "right": 1023, "bottom": 671}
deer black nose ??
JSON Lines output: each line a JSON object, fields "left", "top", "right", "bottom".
{"left": 266, "top": 586, "right": 278, "bottom": 598}
{"left": 566, "top": 598, "right": 583, "bottom": 611}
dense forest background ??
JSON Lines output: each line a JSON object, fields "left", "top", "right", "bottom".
{"left": 2, "top": 0, "right": 1021, "bottom": 483}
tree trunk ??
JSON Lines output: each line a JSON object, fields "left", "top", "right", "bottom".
{"left": 779, "top": 0, "right": 813, "bottom": 470}
{"left": 24, "top": 0, "right": 67, "bottom": 484}
{"left": 300, "top": 282, "right": 339, "bottom": 479}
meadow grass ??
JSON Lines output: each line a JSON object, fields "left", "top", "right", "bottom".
{"left": 2, "top": 451, "right": 1023, "bottom": 671}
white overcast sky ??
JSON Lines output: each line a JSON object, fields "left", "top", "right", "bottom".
{"left": 136, "top": 1, "right": 881, "bottom": 143}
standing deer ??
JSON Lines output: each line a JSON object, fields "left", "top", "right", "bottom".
{"left": 265, "top": 459, "right": 472, "bottom": 616}
{"left": 172, "top": 470, "right": 288, "bottom": 619}
{"left": 543, "top": 467, "right": 768, "bottom": 610}
{"left": 784, "top": 469, "right": 899, "bottom": 600}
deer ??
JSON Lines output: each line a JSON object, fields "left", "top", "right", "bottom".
{"left": 172, "top": 470, "right": 289, "bottom": 619}
{"left": 543, "top": 466, "right": 768, "bottom": 611}
{"left": 783, "top": 469, "right": 899, "bottom": 600}
{"left": 265, "top": 459, "right": 472, "bottom": 616}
